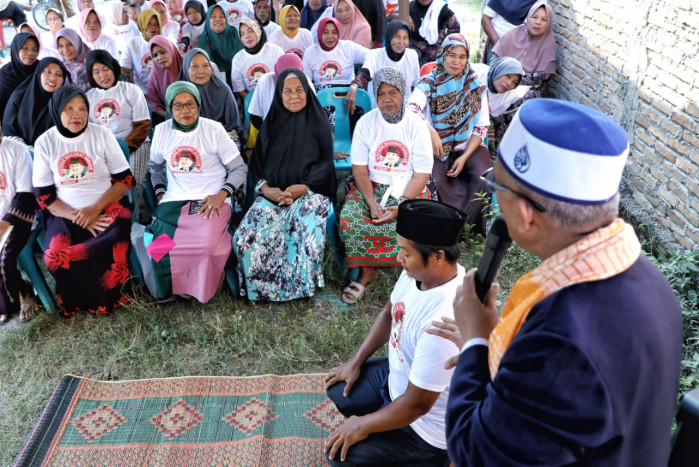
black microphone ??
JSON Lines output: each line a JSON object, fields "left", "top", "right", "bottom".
{"left": 474, "top": 215, "right": 512, "bottom": 302}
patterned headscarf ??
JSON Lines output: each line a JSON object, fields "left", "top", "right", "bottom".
{"left": 416, "top": 34, "right": 481, "bottom": 157}
{"left": 138, "top": 9, "right": 162, "bottom": 42}
{"left": 239, "top": 17, "right": 266, "bottom": 55}
{"left": 55, "top": 28, "right": 91, "bottom": 86}
{"left": 373, "top": 66, "right": 405, "bottom": 124}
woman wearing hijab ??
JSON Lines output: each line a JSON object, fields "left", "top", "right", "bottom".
{"left": 481, "top": 0, "right": 536, "bottom": 64}
{"left": 121, "top": 9, "right": 162, "bottom": 93}
{"left": 179, "top": 48, "right": 243, "bottom": 150}
{"left": 147, "top": 35, "right": 185, "bottom": 124}
{"left": 303, "top": 17, "right": 367, "bottom": 90}
{"left": 254, "top": 0, "right": 279, "bottom": 38}
{"left": 476, "top": 56, "right": 524, "bottom": 159}
{"left": 147, "top": 81, "right": 247, "bottom": 303}
{"left": 33, "top": 85, "right": 134, "bottom": 316}
{"left": 300, "top": 0, "right": 327, "bottom": 29}
{"left": 269, "top": 5, "right": 313, "bottom": 58}
{"left": 56, "top": 28, "right": 92, "bottom": 91}
{"left": 346, "top": 20, "right": 420, "bottom": 110}
{"left": 179, "top": 0, "right": 206, "bottom": 51}
{"left": 407, "top": 34, "right": 491, "bottom": 235}
{"left": 86, "top": 50, "right": 151, "bottom": 221}
{"left": 79, "top": 8, "right": 119, "bottom": 58}
{"left": 0, "top": 33, "right": 40, "bottom": 123}
{"left": 333, "top": 0, "right": 371, "bottom": 49}
{"left": 339, "top": 66, "right": 434, "bottom": 304}
{"left": 3, "top": 58, "right": 69, "bottom": 147}
{"left": 492, "top": 1, "right": 556, "bottom": 98}
{"left": 0, "top": 124, "right": 39, "bottom": 324}
{"left": 149, "top": 0, "right": 180, "bottom": 43}
{"left": 409, "top": 0, "right": 460, "bottom": 65}
{"left": 197, "top": 4, "right": 243, "bottom": 87}
{"left": 233, "top": 68, "right": 335, "bottom": 302}
{"left": 106, "top": 3, "right": 140, "bottom": 58}
{"left": 232, "top": 18, "right": 284, "bottom": 96}
{"left": 166, "top": 0, "right": 186, "bottom": 25}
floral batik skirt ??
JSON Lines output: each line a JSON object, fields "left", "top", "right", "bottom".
{"left": 43, "top": 198, "right": 132, "bottom": 316}
{"left": 233, "top": 192, "right": 330, "bottom": 302}
{"left": 146, "top": 200, "right": 232, "bottom": 303}
{"left": 339, "top": 179, "right": 435, "bottom": 269}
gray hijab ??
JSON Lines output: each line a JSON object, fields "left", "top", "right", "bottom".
{"left": 177, "top": 48, "right": 241, "bottom": 132}
{"left": 373, "top": 66, "right": 405, "bottom": 124}
{"left": 487, "top": 56, "right": 523, "bottom": 93}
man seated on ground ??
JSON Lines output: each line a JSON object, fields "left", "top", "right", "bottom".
{"left": 432, "top": 99, "right": 683, "bottom": 465}
{"left": 325, "top": 199, "right": 466, "bottom": 466}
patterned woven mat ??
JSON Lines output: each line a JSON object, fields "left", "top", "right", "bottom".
{"left": 14, "top": 374, "right": 344, "bottom": 466}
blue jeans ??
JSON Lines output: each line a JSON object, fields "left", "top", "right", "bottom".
{"left": 326, "top": 358, "right": 449, "bottom": 467}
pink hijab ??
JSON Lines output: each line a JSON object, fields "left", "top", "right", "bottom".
{"left": 146, "top": 35, "right": 185, "bottom": 113}
{"left": 492, "top": 1, "right": 557, "bottom": 74}
{"left": 148, "top": 0, "right": 171, "bottom": 25}
{"left": 335, "top": 0, "right": 370, "bottom": 48}
{"left": 79, "top": 8, "right": 105, "bottom": 43}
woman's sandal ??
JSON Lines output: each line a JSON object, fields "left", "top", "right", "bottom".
{"left": 0, "top": 313, "right": 10, "bottom": 325}
{"left": 341, "top": 281, "right": 366, "bottom": 305}
{"left": 19, "top": 296, "right": 38, "bottom": 322}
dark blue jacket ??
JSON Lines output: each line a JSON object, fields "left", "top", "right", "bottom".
{"left": 446, "top": 256, "right": 683, "bottom": 466}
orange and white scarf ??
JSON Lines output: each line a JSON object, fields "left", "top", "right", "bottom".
{"left": 488, "top": 218, "right": 641, "bottom": 378}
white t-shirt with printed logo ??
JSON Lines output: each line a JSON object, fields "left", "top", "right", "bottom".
{"left": 85, "top": 34, "right": 120, "bottom": 61}
{"left": 149, "top": 118, "right": 241, "bottom": 203}
{"left": 87, "top": 81, "right": 150, "bottom": 140}
{"left": 0, "top": 138, "right": 33, "bottom": 216}
{"left": 302, "top": 40, "right": 368, "bottom": 88}
{"left": 107, "top": 22, "right": 141, "bottom": 59}
{"left": 362, "top": 47, "right": 420, "bottom": 106}
{"left": 483, "top": 6, "right": 518, "bottom": 38}
{"left": 268, "top": 28, "right": 313, "bottom": 59}
{"left": 33, "top": 124, "right": 132, "bottom": 209}
{"left": 231, "top": 42, "right": 285, "bottom": 92}
{"left": 388, "top": 266, "right": 465, "bottom": 449}
{"left": 120, "top": 36, "right": 152, "bottom": 94}
{"left": 262, "top": 21, "right": 281, "bottom": 39}
{"left": 217, "top": 0, "right": 255, "bottom": 28}
{"left": 350, "top": 109, "right": 433, "bottom": 186}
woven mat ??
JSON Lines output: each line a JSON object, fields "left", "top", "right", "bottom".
{"left": 14, "top": 374, "right": 344, "bottom": 466}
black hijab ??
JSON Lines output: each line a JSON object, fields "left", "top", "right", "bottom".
{"left": 184, "top": 0, "right": 206, "bottom": 26}
{"left": 2, "top": 57, "right": 70, "bottom": 145}
{"left": 0, "top": 33, "right": 40, "bottom": 122}
{"left": 486, "top": 0, "right": 537, "bottom": 26}
{"left": 49, "top": 85, "right": 90, "bottom": 138}
{"left": 300, "top": 0, "right": 328, "bottom": 29}
{"left": 385, "top": 20, "right": 409, "bottom": 62}
{"left": 251, "top": 68, "right": 336, "bottom": 199}
{"left": 86, "top": 49, "right": 121, "bottom": 89}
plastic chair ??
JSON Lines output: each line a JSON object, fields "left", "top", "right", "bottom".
{"left": 315, "top": 87, "right": 372, "bottom": 172}
{"left": 670, "top": 387, "right": 699, "bottom": 465}
{"left": 17, "top": 222, "right": 60, "bottom": 313}
{"left": 420, "top": 62, "right": 437, "bottom": 76}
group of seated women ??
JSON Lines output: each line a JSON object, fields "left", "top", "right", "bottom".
{"left": 0, "top": 0, "right": 558, "bottom": 319}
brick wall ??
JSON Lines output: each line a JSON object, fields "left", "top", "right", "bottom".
{"left": 540, "top": 0, "right": 699, "bottom": 250}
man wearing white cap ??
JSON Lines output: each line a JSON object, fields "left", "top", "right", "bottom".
{"left": 436, "top": 99, "right": 683, "bottom": 465}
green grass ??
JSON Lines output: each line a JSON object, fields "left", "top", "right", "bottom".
{"left": 0, "top": 230, "right": 537, "bottom": 465}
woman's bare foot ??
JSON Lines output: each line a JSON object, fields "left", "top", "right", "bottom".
{"left": 19, "top": 293, "right": 38, "bottom": 322}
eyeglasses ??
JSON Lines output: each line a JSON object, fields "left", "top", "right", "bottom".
{"left": 480, "top": 167, "right": 547, "bottom": 213}
{"left": 282, "top": 89, "right": 305, "bottom": 97}
{"left": 171, "top": 102, "right": 198, "bottom": 112}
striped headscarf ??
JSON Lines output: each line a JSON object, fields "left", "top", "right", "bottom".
{"left": 373, "top": 66, "right": 405, "bottom": 124}
{"left": 416, "top": 34, "right": 481, "bottom": 157}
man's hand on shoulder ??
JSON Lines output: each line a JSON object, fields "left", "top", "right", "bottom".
{"left": 325, "top": 415, "right": 369, "bottom": 463}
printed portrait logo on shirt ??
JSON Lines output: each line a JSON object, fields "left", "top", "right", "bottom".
{"left": 141, "top": 55, "right": 153, "bottom": 75}
{"left": 319, "top": 60, "right": 342, "bottom": 81}
{"left": 58, "top": 152, "right": 96, "bottom": 185}
{"left": 0, "top": 171, "right": 6, "bottom": 197}
{"left": 170, "top": 146, "right": 203, "bottom": 173}
{"left": 246, "top": 64, "right": 270, "bottom": 87}
{"left": 390, "top": 301, "right": 406, "bottom": 363}
{"left": 374, "top": 140, "right": 410, "bottom": 172}
{"left": 95, "top": 99, "right": 121, "bottom": 122}
{"left": 227, "top": 8, "right": 240, "bottom": 22}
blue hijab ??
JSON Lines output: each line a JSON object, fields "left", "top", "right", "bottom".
{"left": 300, "top": 0, "right": 328, "bottom": 29}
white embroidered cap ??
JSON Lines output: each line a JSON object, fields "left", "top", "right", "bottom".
{"left": 498, "top": 99, "right": 629, "bottom": 205}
